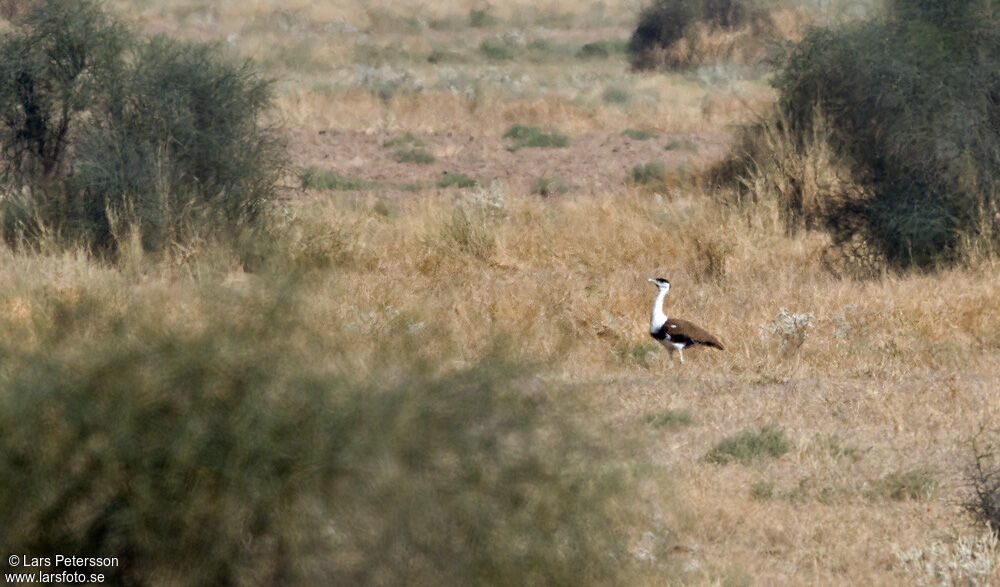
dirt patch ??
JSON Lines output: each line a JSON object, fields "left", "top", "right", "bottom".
{"left": 287, "top": 128, "right": 731, "bottom": 195}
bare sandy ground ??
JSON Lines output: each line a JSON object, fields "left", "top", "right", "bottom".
{"left": 287, "top": 128, "right": 731, "bottom": 194}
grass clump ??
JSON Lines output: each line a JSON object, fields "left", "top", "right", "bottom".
{"left": 630, "top": 161, "right": 667, "bottom": 187}
{"left": 750, "top": 481, "right": 775, "bottom": 500}
{"left": 437, "top": 206, "right": 496, "bottom": 261}
{"left": 383, "top": 132, "right": 425, "bottom": 148}
{"left": 0, "top": 0, "right": 284, "bottom": 252}
{"left": 438, "top": 172, "right": 478, "bottom": 189}
{"left": 807, "top": 434, "right": 860, "bottom": 461}
{"left": 760, "top": 0, "right": 1000, "bottom": 267}
{"left": 646, "top": 409, "right": 694, "bottom": 430}
{"left": 469, "top": 7, "right": 497, "bottom": 27}
{"left": 393, "top": 147, "right": 437, "bottom": 165}
{"left": 602, "top": 84, "right": 633, "bottom": 105}
{"left": 300, "top": 167, "right": 376, "bottom": 191}
{"left": 532, "top": 176, "right": 571, "bottom": 196}
{"left": 623, "top": 128, "right": 657, "bottom": 141}
{"left": 665, "top": 139, "right": 699, "bottom": 152}
{"left": 706, "top": 425, "right": 792, "bottom": 465}
{"left": 578, "top": 39, "right": 627, "bottom": 59}
{"left": 479, "top": 37, "right": 516, "bottom": 60}
{"left": 504, "top": 125, "right": 570, "bottom": 152}
{"left": 866, "top": 469, "right": 938, "bottom": 501}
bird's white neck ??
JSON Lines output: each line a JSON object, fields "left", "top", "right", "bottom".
{"left": 650, "top": 288, "right": 669, "bottom": 333}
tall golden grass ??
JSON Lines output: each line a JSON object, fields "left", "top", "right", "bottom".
{"left": 4, "top": 181, "right": 999, "bottom": 582}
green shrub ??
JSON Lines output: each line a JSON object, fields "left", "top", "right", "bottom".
{"left": 532, "top": 176, "right": 570, "bottom": 196}
{"left": 469, "top": 7, "right": 497, "bottom": 27}
{"left": 750, "top": 481, "right": 775, "bottom": 500}
{"left": 383, "top": 132, "right": 424, "bottom": 148}
{"left": 578, "top": 40, "right": 627, "bottom": 59}
{"left": 623, "top": 128, "right": 657, "bottom": 141}
{"left": 427, "top": 47, "right": 467, "bottom": 64}
{"left": 504, "top": 124, "right": 570, "bottom": 151}
{"left": 479, "top": 38, "right": 515, "bottom": 60}
{"left": 393, "top": 147, "right": 436, "bottom": 164}
{"left": 398, "top": 182, "right": 423, "bottom": 192}
{"left": 300, "top": 168, "right": 376, "bottom": 191}
{"left": 438, "top": 172, "right": 478, "bottom": 189}
{"left": 602, "top": 85, "right": 633, "bottom": 105}
{"left": 646, "top": 409, "right": 694, "bottom": 430}
{"left": 0, "top": 284, "right": 630, "bottom": 585}
{"left": 665, "top": 139, "right": 699, "bottom": 152}
{"left": 706, "top": 425, "right": 792, "bottom": 465}
{"left": 807, "top": 433, "right": 860, "bottom": 461}
{"left": 866, "top": 469, "right": 938, "bottom": 501}
{"left": 0, "top": 0, "right": 283, "bottom": 252}
{"left": 770, "top": 0, "right": 1000, "bottom": 267}
{"left": 630, "top": 161, "right": 667, "bottom": 187}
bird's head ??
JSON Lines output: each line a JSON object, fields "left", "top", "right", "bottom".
{"left": 648, "top": 277, "right": 671, "bottom": 292}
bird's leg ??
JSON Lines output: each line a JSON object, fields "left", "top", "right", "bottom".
{"left": 678, "top": 348, "right": 684, "bottom": 364}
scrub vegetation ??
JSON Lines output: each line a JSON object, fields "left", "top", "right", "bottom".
{"left": 1, "top": 0, "right": 999, "bottom": 584}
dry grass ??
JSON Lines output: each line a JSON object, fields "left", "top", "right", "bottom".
{"left": 5, "top": 0, "right": 1000, "bottom": 583}
{"left": 5, "top": 182, "right": 1000, "bottom": 583}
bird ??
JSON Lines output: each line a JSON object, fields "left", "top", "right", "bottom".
{"left": 648, "top": 277, "right": 724, "bottom": 364}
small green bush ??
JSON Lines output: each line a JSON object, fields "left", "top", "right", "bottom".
{"left": 532, "top": 176, "right": 571, "bottom": 196}
{"left": 438, "top": 172, "right": 478, "bottom": 189}
{"left": 706, "top": 425, "right": 792, "bottom": 465}
{"left": 469, "top": 7, "right": 497, "bottom": 27}
{"left": 623, "top": 128, "right": 657, "bottom": 141}
{"left": 394, "top": 147, "right": 436, "bottom": 164}
{"left": 300, "top": 168, "right": 376, "bottom": 191}
{"left": 0, "top": 0, "right": 284, "bottom": 252}
{"left": 750, "top": 481, "right": 775, "bottom": 500}
{"left": 602, "top": 85, "right": 633, "bottom": 105}
{"left": 806, "top": 433, "right": 860, "bottom": 461}
{"left": 665, "top": 139, "right": 699, "bottom": 152}
{"left": 427, "top": 47, "right": 467, "bottom": 64}
{"left": 384, "top": 132, "right": 424, "bottom": 148}
{"left": 646, "top": 409, "right": 694, "bottom": 430}
{"left": 479, "top": 38, "right": 515, "bottom": 60}
{"left": 866, "top": 469, "right": 938, "bottom": 501}
{"left": 578, "top": 40, "right": 627, "bottom": 59}
{"left": 504, "top": 125, "right": 570, "bottom": 151}
{"left": 630, "top": 161, "right": 667, "bottom": 187}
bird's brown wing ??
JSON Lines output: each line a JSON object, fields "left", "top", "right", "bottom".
{"left": 665, "top": 318, "right": 725, "bottom": 350}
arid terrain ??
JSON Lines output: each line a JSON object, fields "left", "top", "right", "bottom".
{"left": 4, "top": 0, "right": 1000, "bottom": 584}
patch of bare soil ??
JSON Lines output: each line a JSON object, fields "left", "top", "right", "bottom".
{"left": 287, "top": 129, "right": 731, "bottom": 195}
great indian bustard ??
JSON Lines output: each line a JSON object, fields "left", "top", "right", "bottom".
{"left": 648, "top": 278, "right": 724, "bottom": 363}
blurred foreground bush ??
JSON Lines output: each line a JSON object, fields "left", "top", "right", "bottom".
{"left": 0, "top": 281, "right": 628, "bottom": 585}
{"left": 0, "top": 0, "right": 283, "bottom": 252}
{"left": 721, "top": 0, "right": 1000, "bottom": 269}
